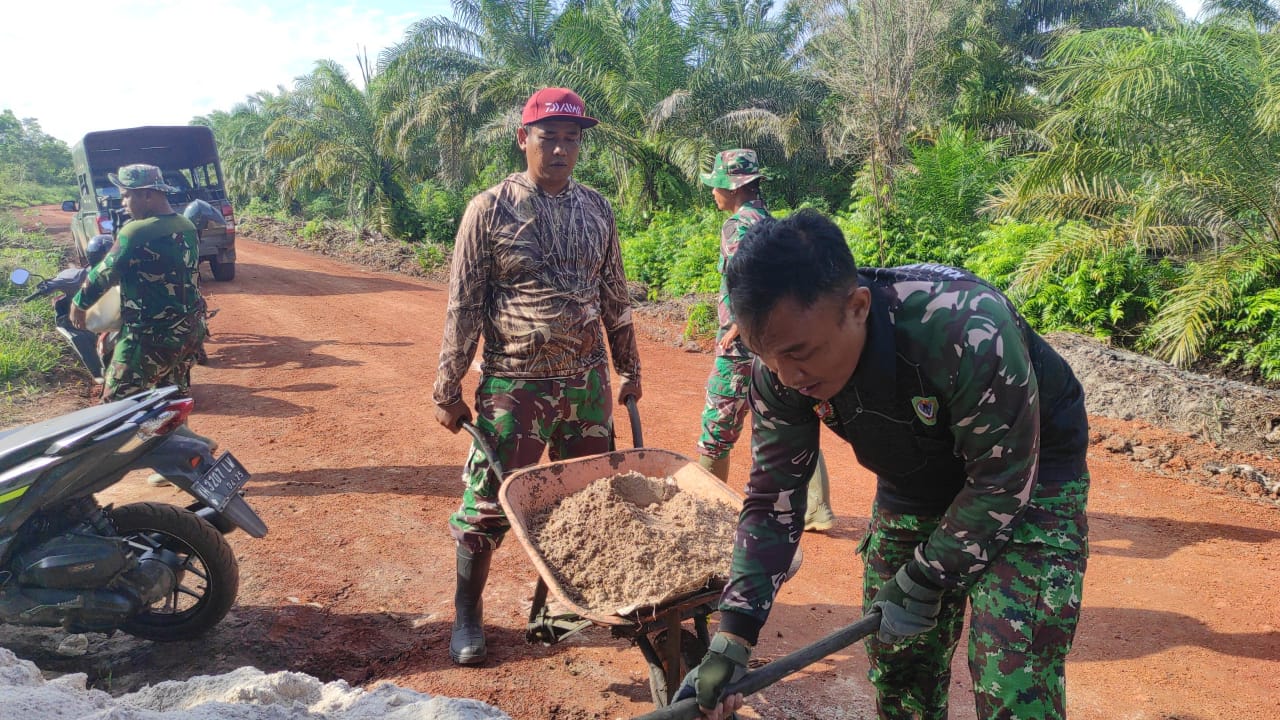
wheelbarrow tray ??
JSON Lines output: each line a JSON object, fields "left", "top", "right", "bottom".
{"left": 498, "top": 448, "right": 742, "bottom": 626}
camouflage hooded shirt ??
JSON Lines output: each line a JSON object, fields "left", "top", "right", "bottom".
{"left": 73, "top": 213, "right": 203, "bottom": 347}
{"left": 716, "top": 199, "right": 769, "bottom": 358}
{"left": 717, "top": 264, "right": 1089, "bottom": 644}
{"left": 433, "top": 173, "right": 640, "bottom": 406}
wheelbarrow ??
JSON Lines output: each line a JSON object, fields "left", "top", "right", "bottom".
{"left": 464, "top": 398, "right": 738, "bottom": 707}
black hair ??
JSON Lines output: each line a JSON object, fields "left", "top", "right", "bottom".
{"left": 725, "top": 208, "right": 859, "bottom": 338}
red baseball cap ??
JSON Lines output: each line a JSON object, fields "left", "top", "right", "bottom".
{"left": 521, "top": 87, "right": 598, "bottom": 128}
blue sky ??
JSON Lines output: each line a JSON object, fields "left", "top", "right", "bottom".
{"left": 3, "top": 0, "right": 1204, "bottom": 145}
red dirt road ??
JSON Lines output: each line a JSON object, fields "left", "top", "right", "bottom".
{"left": 4, "top": 208, "right": 1280, "bottom": 719}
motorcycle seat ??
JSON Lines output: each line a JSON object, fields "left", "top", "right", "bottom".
{"left": 0, "top": 389, "right": 176, "bottom": 468}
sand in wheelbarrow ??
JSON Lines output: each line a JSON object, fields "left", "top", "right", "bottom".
{"left": 531, "top": 471, "right": 739, "bottom": 614}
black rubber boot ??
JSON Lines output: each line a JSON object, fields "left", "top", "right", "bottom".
{"left": 450, "top": 544, "right": 492, "bottom": 665}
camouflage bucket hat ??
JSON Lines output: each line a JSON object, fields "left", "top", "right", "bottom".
{"left": 700, "top": 149, "right": 762, "bottom": 190}
{"left": 108, "top": 163, "right": 178, "bottom": 192}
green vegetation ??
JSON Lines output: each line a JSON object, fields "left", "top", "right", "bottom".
{"left": 0, "top": 109, "right": 74, "bottom": 207}
{"left": 0, "top": 213, "right": 68, "bottom": 387}
{"left": 175, "top": 2, "right": 1280, "bottom": 382}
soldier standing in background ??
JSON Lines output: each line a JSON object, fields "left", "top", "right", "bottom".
{"left": 695, "top": 149, "right": 834, "bottom": 531}
{"left": 433, "top": 87, "right": 642, "bottom": 666}
{"left": 678, "top": 210, "right": 1091, "bottom": 720}
{"left": 70, "top": 163, "right": 216, "bottom": 486}
{"left": 70, "top": 164, "right": 205, "bottom": 402}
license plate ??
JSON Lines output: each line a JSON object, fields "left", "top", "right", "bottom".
{"left": 192, "top": 452, "right": 251, "bottom": 511}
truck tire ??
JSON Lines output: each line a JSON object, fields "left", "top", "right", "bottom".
{"left": 210, "top": 258, "right": 235, "bottom": 282}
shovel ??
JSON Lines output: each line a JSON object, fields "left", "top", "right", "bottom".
{"left": 630, "top": 610, "right": 882, "bottom": 720}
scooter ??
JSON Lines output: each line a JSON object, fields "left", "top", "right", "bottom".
{"left": 0, "top": 386, "right": 266, "bottom": 640}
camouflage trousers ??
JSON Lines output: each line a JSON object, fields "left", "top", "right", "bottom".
{"left": 103, "top": 325, "right": 203, "bottom": 402}
{"left": 859, "top": 487, "right": 1089, "bottom": 719}
{"left": 449, "top": 365, "right": 614, "bottom": 553}
{"left": 697, "top": 355, "right": 753, "bottom": 459}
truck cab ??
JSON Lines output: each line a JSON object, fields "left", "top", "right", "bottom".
{"left": 62, "top": 125, "right": 237, "bottom": 281}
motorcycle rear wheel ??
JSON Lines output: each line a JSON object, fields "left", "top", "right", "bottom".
{"left": 109, "top": 502, "right": 240, "bottom": 641}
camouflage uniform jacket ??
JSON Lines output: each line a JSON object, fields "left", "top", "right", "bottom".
{"left": 433, "top": 173, "right": 641, "bottom": 406}
{"left": 716, "top": 199, "right": 769, "bottom": 358}
{"left": 717, "top": 264, "right": 1089, "bottom": 644}
{"left": 73, "top": 213, "right": 203, "bottom": 347}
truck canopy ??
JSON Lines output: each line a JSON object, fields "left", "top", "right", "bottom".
{"left": 72, "top": 126, "right": 228, "bottom": 207}
{"left": 76, "top": 125, "right": 220, "bottom": 173}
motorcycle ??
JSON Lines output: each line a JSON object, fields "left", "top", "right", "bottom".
{"left": 0, "top": 385, "right": 266, "bottom": 640}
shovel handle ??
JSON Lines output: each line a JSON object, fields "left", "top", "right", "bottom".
{"left": 630, "top": 611, "right": 882, "bottom": 720}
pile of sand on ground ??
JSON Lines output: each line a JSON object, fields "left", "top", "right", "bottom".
{"left": 531, "top": 471, "right": 738, "bottom": 613}
{"left": 0, "top": 647, "right": 508, "bottom": 720}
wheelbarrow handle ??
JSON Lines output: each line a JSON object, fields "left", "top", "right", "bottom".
{"left": 629, "top": 611, "right": 882, "bottom": 720}
{"left": 624, "top": 395, "right": 643, "bottom": 448}
{"left": 461, "top": 422, "right": 504, "bottom": 481}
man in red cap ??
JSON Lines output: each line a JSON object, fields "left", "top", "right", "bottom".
{"left": 433, "top": 87, "right": 642, "bottom": 666}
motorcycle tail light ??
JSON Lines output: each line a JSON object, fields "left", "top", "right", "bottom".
{"left": 136, "top": 398, "right": 195, "bottom": 441}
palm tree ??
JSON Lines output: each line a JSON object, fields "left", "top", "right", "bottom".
{"left": 378, "top": 0, "right": 568, "bottom": 188}
{"left": 676, "top": 0, "right": 832, "bottom": 204}
{"left": 265, "top": 60, "right": 417, "bottom": 237}
{"left": 379, "top": 0, "right": 828, "bottom": 207}
{"left": 1201, "top": 0, "right": 1280, "bottom": 27}
{"left": 991, "top": 17, "right": 1280, "bottom": 367}
{"left": 198, "top": 89, "right": 298, "bottom": 208}
{"left": 551, "top": 1, "right": 822, "bottom": 206}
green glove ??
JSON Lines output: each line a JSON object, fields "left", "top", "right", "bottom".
{"left": 674, "top": 632, "right": 751, "bottom": 710}
{"left": 869, "top": 562, "right": 943, "bottom": 644}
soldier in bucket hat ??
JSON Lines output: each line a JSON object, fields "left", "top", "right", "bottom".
{"left": 433, "top": 87, "right": 640, "bottom": 666}
{"left": 69, "top": 163, "right": 215, "bottom": 481}
{"left": 695, "top": 149, "right": 836, "bottom": 532}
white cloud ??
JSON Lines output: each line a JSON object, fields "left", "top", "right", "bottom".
{"left": 1, "top": 0, "right": 443, "bottom": 144}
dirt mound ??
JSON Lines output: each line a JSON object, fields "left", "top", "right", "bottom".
{"left": 1047, "top": 332, "right": 1280, "bottom": 458}
{"left": 0, "top": 647, "right": 509, "bottom": 719}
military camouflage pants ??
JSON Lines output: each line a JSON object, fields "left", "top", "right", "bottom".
{"left": 697, "top": 355, "right": 753, "bottom": 459}
{"left": 449, "top": 366, "right": 614, "bottom": 553}
{"left": 103, "top": 326, "right": 203, "bottom": 402}
{"left": 859, "top": 477, "right": 1089, "bottom": 719}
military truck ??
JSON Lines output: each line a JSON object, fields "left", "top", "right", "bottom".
{"left": 61, "top": 125, "right": 237, "bottom": 281}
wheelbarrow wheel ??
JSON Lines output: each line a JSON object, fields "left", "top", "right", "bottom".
{"left": 647, "top": 628, "right": 708, "bottom": 706}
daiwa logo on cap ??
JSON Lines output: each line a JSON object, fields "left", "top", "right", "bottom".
{"left": 912, "top": 396, "right": 939, "bottom": 426}
{"left": 544, "top": 102, "right": 584, "bottom": 115}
